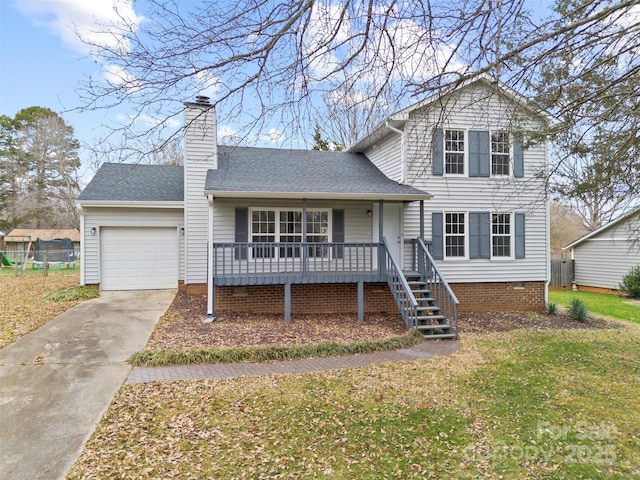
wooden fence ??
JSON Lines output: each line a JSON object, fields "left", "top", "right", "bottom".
{"left": 550, "top": 259, "right": 574, "bottom": 289}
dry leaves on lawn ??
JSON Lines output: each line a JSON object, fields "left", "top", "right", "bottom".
{"left": 0, "top": 274, "right": 81, "bottom": 348}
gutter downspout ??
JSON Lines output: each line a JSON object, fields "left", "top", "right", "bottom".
{"left": 77, "top": 203, "right": 85, "bottom": 286}
{"left": 386, "top": 122, "right": 406, "bottom": 183}
{"left": 203, "top": 194, "right": 216, "bottom": 323}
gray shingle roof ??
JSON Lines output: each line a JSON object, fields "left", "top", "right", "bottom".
{"left": 78, "top": 163, "right": 184, "bottom": 202}
{"left": 205, "top": 146, "right": 430, "bottom": 199}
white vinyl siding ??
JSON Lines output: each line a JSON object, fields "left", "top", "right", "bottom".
{"left": 572, "top": 213, "right": 640, "bottom": 290}
{"left": 211, "top": 199, "right": 374, "bottom": 244}
{"left": 398, "top": 81, "right": 548, "bottom": 282}
{"left": 81, "top": 207, "right": 184, "bottom": 286}
{"left": 101, "top": 227, "right": 178, "bottom": 290}
{"left": 362, "top": 133, "right": 403, "bottom": 182}
{"left": 184, "top": 103, "right": 217, "bottom": 284}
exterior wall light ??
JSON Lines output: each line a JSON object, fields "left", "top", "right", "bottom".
{"left": 90, "top": 227, "right": 97, "bottom": 235}
{"left": 180, "top": 227, "right": 185, "bottom": 235}
{"left": 367, "top": 210, "right": 372, "bottom": 217}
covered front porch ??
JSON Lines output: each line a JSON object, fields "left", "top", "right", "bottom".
{"left": 201, "top": 147, "right": 457, "bottom": 337}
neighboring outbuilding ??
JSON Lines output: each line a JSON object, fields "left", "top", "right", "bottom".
{"left": 564, "top": 207, "right": 640, "bottom": 292}
{"left": 2, "top": 228, "right": 81, "bottom": 261}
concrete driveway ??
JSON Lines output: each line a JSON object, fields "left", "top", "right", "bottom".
{"left": 0, "top": 290, "right": 175, "bottom": 480}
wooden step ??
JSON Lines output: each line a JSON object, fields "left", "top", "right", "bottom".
{"left": 419, "top": 333, "right": 457, "bottom": 339}
{"left": 416, "top": 306, "right": 440, "bottom": 312}
{"left": 414, "top": 314, "right": 447, "bottom": 322}
{"left": 414, "top": 324, "right": 451, "bottom": 331}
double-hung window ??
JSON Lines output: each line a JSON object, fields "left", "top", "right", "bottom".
{"left": 445, "top": 129, "right": 465, "bottom": 175}
{"left": 445, "top": 213, "right": 465, "bottom": 258}
{"left": 251, "top": 210, "right": 276, "bottom": 258}
{"left": 491, "top": 213, "right": 512, "bottom": 257}
{"left": 491, "top": 132, "right": 510, "bottom": 176}
{"left": 250, "top": 208, "right": 330, "bottom": 259}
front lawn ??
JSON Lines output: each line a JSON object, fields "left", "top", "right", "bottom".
{"left": 549, "top": 290, "right": 640, "bottom": 324}
{"left": 0, "top": 273, "right": 82, "bottom": 348}
{"left": 68, "top": 324, "right": 640, "bottom": 479}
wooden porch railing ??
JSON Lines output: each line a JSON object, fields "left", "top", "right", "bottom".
{"left": 415, "top": 237, "right": 459, "bottom": 336}
{"left": 212, "top": 242, "right": 384, "bottom": 285}
{"left": 383, "top": 238, "right": 419, "bottom": 328}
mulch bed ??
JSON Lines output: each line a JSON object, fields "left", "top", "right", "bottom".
{"left": 145, "top": 290, "right": 614, "bottom": 351}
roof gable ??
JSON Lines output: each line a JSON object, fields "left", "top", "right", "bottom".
{"left": 564, "top": 207, "right": 640, "bottom": 250}
{"left": 78, "top": 163, "right": 184, "bottom": 203}
{"left": 349, "top": 75, "right": 558, "bottom": 153}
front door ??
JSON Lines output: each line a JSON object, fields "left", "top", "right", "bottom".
{"left": 373, "top": 202, "right": 403, "bottom": 266}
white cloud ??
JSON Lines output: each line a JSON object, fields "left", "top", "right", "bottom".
{"left": 13, "top": 0, "right": 143, "bottom": 55}
{"left": 135, "top": 114, "right": 180, "bottom": 129}
{"left": 192, "top": 70, "right": 221, "bottom": 100}
{"left": 261, "top": 128, "right": 284, "bottom": 144}
{"left": 103, "top": 63, "right": 139, "bottom": 88}
{"left": 217, "top": 124, "right": 238, "bottom": 144}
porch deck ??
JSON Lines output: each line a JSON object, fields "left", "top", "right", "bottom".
{"left": 211, "top": 239, "right": 459, "bottom": 338}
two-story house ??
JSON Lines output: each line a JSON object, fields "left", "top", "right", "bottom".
{"left": 77, "top": 76, "right": 553, "bottom": 339}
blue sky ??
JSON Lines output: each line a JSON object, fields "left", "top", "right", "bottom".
{"left": 0, "top": 0, "right": 557, "bottom": 180}
{"left": 0, "top": 2, "right": 100, "bottom": 176}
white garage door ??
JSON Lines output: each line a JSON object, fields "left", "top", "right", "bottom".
{"left": 101, "top": 227, "right": 178, "bottom": 290}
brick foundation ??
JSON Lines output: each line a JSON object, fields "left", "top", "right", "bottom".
{"left": 180, "top": 280, "right": 546, "bottom": 314}
{"left": 450, "top": 281, "right": 546, "bottom": 312}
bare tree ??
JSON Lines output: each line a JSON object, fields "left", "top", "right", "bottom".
{"left": 76, "top": 1, "right": 639, "bottom": 172}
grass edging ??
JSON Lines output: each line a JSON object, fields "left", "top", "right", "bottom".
{"left": 129, "top": 329, "right": 425, "bottom": 366}
{"left": 44, "top": 285, "right": 100, "bottom": 302}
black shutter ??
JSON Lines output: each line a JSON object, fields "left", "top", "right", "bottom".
{"left": 432, "top": 212, "right": 444, "bottom": 260}
{"left": 432, "top": 128, "right": 444, "bottom": 176}
{"left": 235, "top": 207, "right": 248, "bottom": 260}
{"left": 332, "top": 209, "right": 344, "bottom": 258}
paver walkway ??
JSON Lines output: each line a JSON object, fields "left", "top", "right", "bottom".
{"left": 127, "top": 340, "right": 459, "bottom": 383}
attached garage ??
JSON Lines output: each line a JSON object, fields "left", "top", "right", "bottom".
{"left": 100, "top": 227, "right": 179, "bottom": 290}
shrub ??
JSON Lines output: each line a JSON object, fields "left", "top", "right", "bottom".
{"left": 568, "top": 297, "right": 590, "bottom": 323}
{"left": 546, "top": 302, "right": 559, "bottom": 315}
{"left": 44, "top": 285, "right": 100, "bottom": 302}
{"left": 619, "top": 265, "right": 640, "bottom": 298}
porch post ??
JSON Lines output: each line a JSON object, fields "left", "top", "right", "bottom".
{"left": 203, "top": 195, "right": 216, "bottom": 322}
{"left": 302, "top": 198, "right": 307, "bottom": 278}
{"left": 357, "top": 280, "right": 364, "bottom": 322}
{"left": 378, "top": 200, "right": 385, "bottom": 278}
{"left": 284, "top": 282, "right": 291, "bottom": 322}
{"left": 420, "top": 200, "right": 424, "bottom": 239}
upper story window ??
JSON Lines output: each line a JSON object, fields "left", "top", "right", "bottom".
{"left": 492, "top": 213, "right": 511, "bottom": 257}
{"left": 445, "top": 212, "right": 466, "bottom": 258}
{"left": 491, "top": 132, "right": 510, "bottom": 176}
{"left": 445, "top": 129, "right": 465, "bottom": 175}
{"left": 433, "top": 128, "right": 523, "bottom": 178}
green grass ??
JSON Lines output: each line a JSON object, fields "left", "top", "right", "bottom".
{"left": 129, "top": 329, "right": 424, "bottom": 366}
{"left": 69, "top": 326, "right": 640, "bottom": 479}
{"left": 0, "top": 258, "right": 78, "bottom": 277}
{"left": 549, "top": 290, "right": 640, "bottom": 324}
